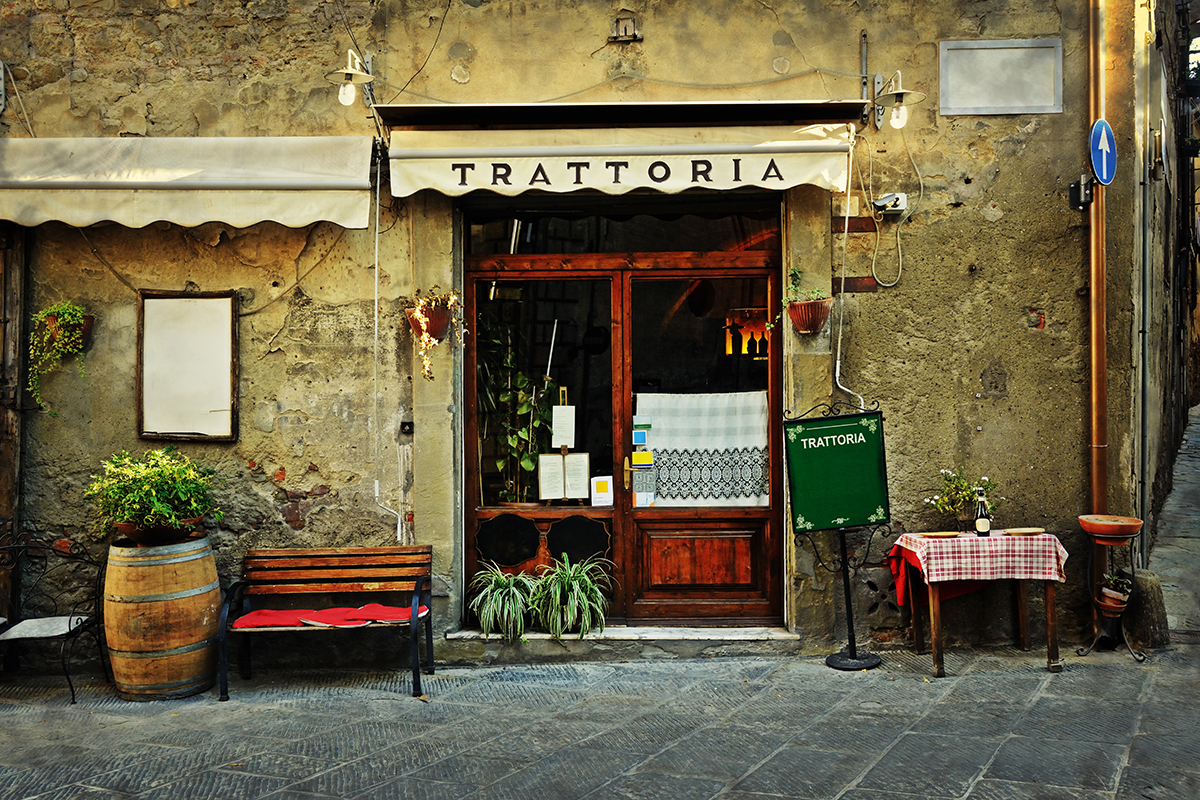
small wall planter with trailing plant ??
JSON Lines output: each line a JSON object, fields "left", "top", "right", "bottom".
{"left": 785, "top": 291, "right": 834, "bottom": 335}
{"left": 768, "top": 268, "right": 832, "bottom": 335}
{"left": 27, "top": 300, "right": 92, "bottom": 416}
{"left": 406, "top": 286, "right": 464, "bottom": 380}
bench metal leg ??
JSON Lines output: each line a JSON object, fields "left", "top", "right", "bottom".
{"left": 422, "top": 615, "right": 435, "bottom": 675}
{"left": 217, "top": 631, "right": 231, "bottom": 701}
{"left": 409, "top": 623, "right": 423, "bottom": 697}
{"left": 60, "top": 637, "right": 77, "bottom": 705}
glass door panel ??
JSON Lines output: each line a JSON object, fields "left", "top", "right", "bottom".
{"left": 474, "top": 279, "right": 613, "bottom": 507}
{"left": 630, "top": 277, "right": 771, "bottom": 507}
{"left": 624, "top": 274, "right": 779, "bottom": 622}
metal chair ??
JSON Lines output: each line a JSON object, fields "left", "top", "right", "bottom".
{"left": 0, "top": 520, "right": 110, "bottom": 703}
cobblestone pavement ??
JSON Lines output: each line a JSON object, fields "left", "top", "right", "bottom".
{"left": 2, "top": 643, "right": 1197, "bottom": 800}
{"left": 6, "top": 411, "right": 1200, "bottom": 800}
{"left": 1150, "top": 405, "right": 1200, "bottom": 634}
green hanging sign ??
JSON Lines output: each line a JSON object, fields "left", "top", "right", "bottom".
{"left": 784, "top": 410, "right": 890, "bottom": 532}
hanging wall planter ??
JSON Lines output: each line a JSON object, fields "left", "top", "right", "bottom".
{"left": 407, "top": 287, "right": 464, "bottom": 380}
{"left": 786, "top": 297, "right": 834, "bottom": 335}
{"left": 405, "top": 305, "right": 453, "bottom": 342}
{"left": 27, "top": 301, "right": 93, "bottom": 416}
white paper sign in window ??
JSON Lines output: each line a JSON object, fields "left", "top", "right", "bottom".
{"left": 939, "top": 39, "right": 1063, "bottom": 115}
{"left": 138, "top": 292, "right": 238, "bottom": 441}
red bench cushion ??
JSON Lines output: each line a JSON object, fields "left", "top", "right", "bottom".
{"left": 232, "top": 603, "right": 428, "bottom": 629}
{"left": 232, "top": 609, "right": 315, "bottom": 629}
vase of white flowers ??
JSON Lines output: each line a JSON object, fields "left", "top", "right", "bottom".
{"left": 923, "top": 468, "right": 1002, "bottom": 531}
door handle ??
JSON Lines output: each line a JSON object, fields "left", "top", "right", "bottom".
{"left": 623, "top": 456, "right": 633, "bottom": 491}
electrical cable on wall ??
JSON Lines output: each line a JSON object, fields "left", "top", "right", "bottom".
{"left": 833, "top": 130, "right": 866, "bottom": 410}
{"left": 3, "top": 63, "right": 36, "bottom": 138}
{"left": 368, "top": 142, "right": 405, "bottom": 541}
{"left": 383, "top": 0, "right": 453, "bottom": 103}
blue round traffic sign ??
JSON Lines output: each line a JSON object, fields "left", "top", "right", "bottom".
{"left": 1090, "top": 120, "right": 1116, "bottom": 186}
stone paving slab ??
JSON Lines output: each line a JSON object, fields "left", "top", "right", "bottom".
{"left": 0, "top": 644, "right": 1197, "bottom": 800}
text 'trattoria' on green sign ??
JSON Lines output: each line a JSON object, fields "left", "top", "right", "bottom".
{"left": 783, "top": 411, "right": 890, "bottom": 532}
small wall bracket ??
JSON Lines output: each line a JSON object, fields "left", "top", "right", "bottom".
{"left": 1069, "top": 174, "right": 1093, "bottom": 211}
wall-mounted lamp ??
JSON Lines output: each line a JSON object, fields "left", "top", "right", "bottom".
{"left": 874, "top": 70, "right": 926, "bottom": 130}
{"left": 324, "top": 49, "right": 375, "bottom": 107}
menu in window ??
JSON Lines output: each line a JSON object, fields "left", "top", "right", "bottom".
{"left": 538, "top": 452, "right": 590, "bottom": 500}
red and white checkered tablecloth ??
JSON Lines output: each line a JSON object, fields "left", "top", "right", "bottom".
{"left": 895, "top": 532, "right": 1068, "bottom": 583}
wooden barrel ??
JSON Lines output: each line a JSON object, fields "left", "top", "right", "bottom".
{"left": 104, "top": 536, "right": 220, "bottom": 701}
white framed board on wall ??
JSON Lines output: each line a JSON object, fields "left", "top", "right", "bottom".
{"left": 137, "top": 291, "right": 238, "bottom": 441}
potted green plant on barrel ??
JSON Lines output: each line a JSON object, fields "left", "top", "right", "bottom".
{"left": 84, "top": 446, "right": 223, "bottom": 547}
{"left": 86, "top": 446, "right": 224, "bottom": 701}
{"left": 27, "top": 300, "right": 92, "bottom": 416}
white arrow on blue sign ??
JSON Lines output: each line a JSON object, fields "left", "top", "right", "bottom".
{"left": 1090, "top": 120, "right": 1116, "bottom": 186}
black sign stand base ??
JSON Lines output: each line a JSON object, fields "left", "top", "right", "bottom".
{"left": 824, "top": 527, "right": 881, "bottom": 671}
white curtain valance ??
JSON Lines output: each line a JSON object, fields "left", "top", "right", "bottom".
{"left": 0, "top": 137, "right": 375, "bottom": 229}
{"left": 389, "top": 124, "right": 853, "bottom": 198}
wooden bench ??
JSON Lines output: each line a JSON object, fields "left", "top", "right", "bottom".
{"left": 217, "top": 545, "right": 434, "bottom": 700}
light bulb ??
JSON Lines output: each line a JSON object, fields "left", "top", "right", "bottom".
{"left": 889, "top": 105, "right": 908, "bottom": 130}
{"left": 338, "top": 83, "right": 356, "bottom": 107}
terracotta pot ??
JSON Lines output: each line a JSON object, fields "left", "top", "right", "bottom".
{"left": 1095, "top": 594, "right": 1128, "bottom": 618}
{"left": 46, "top": 314, "right": 95, "bottom": 349}
{"left": 1078, "top": 515, "right": 1143, "bottom": 546}
{"left": 113, "top": 516, "right": 203, "bottom": 548}
{"left": 406, "top": 306, "right": 453, "bottom": 341}
{"left": 786, "top": 298, "right": 833, "bottom": 335}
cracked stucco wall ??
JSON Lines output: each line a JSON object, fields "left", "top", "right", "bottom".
{"left": 3, "top": 0, "right": 1173, "bottom": 650}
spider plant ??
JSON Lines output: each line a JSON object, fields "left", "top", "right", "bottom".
{"left": 468, "top": 562, "right": 539, "bottom": 643}
{"left": 531, "top": 554, "right": 614, "bottom": 640}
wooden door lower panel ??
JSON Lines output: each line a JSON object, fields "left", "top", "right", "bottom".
{"left": 628, "top": 515, "right": 778, "bottom": 621}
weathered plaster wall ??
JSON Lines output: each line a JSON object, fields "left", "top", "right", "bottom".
{"left": 3, "top": 0, "right": 1184, "bottom": 652}
{"left": 19, "top": 213, "right": 419, "bottom": 582}
{"left": 0, "top": 0, "right": 380, "bottom": 137}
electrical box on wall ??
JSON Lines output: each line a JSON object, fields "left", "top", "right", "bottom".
{"left": 873, "top": 193, "right": 907, "bottom": 215}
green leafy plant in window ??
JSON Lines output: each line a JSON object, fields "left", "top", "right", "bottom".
{"left": 531, "top": 554, "right": 614, "bottom": 639}
{"left": 27, "top": 300, "right": 89, "bottom": 416}
{"left": 468, "top": 562, "right": 539, "bottom": 643}
{"left": 476, "top": 315, "right": 556, "bottom": 504}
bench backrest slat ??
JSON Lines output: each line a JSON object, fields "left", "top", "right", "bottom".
{"left": 238, "top": 545, "right": 431, "bottom": 599}
{"left": 245, "top": 546, "right": 431, "bottom": 558}
{"left": 243, "top": 566, "right": 428, "bottom": 580}
{"left": 244, "top": 581, "right": 421, "bottom": 595}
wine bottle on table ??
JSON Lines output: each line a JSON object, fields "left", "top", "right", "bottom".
{"left": 973, "top": 487, "right": 991, "bottom": 537}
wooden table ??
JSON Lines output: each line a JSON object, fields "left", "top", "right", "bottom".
{"left": 889, "top": 532, "right": 1068, "bottom": 677}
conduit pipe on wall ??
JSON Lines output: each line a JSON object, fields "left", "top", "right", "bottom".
{"left": 1089, "top": 0, "right": 1109, "bottom": 516}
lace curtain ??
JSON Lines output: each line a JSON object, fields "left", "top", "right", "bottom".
{"left": 635, "top": 391, "right": 769, "bottom": 507}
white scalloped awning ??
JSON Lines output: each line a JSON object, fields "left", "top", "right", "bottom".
{"left": 388, "top": 123, "right": 854, "bottom": 198}
{"left": 0, "top": 137, "right": 375, "bottom": 228}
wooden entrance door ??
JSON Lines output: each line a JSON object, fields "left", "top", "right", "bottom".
{"left": 465, "top": 251, "right": 782, "bottom": 625}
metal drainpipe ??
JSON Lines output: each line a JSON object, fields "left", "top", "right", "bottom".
{"left": 1089, "top": 0, "right": 1109, "bottom": 516}
{"left": 1138, "top": 25, "right": 1152, "bottom": 567}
